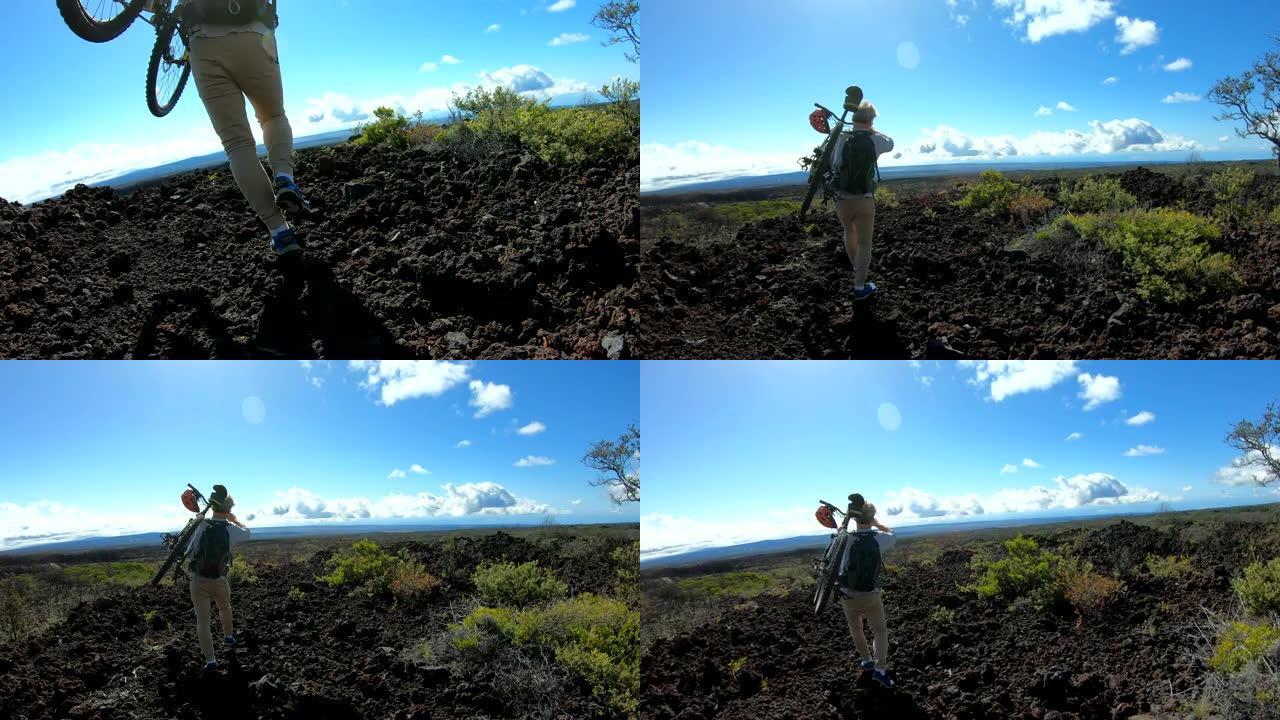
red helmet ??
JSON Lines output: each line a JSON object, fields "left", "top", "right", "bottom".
{"left": 815, "top": 505, "right": 837, "bottom": 529}
{"left": 809, "top": 108, "right": 832, "bottom": 134}
{"left": 181, "top": 488, "right": 200, "bottom": 513}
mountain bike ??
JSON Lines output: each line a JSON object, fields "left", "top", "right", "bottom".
{"left": 148, "top": 483, "right": 210, "bottom": 586}
{"left": 56, "top": 0, "right": 192, "bottom": 117}
{"left": 812, "top": 495, "right": 859, "bottom": 614}
{"left": 799, "top": 85, "right": 863, "bottom": 221}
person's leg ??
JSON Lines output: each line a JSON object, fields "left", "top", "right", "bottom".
{"left": 834, "top": 197, "right": 862, "bottom": 277}
{"left": 211, "top": 577, "right": 234, "bottom": 638}
{"left": 236, "top": 32, "right": 294, "bottom": 180}
{"left": 866, "top": 590, "right": 889, "bottom": 670}
{"left": 189, "top": 579, "right": 215, "bottom": 662}
{"left": 189, "top": 34, "right": 288, "bottom": 233}
{"left": 852, "top": 197, "right": 876, "bottom": 288}
{"left": 841, "top": 595, "right": 871, "bottom": 661}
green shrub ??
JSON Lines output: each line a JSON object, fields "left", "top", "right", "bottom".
{"left": 600, "top": 77, "right": 639, "bottom": 133}
{"left": 930, "top": 606, "right": 957, "bottom": 625}
{"left": 60, "top": 561, "right": 156, "bottom": 587}
{"left": 1207, "top": 165, "right": 1255, "bottom": 230}
{"left": 1061, "top": 559, "right": 1122, "bottom": 614}
{"left": 875, "top": 186, "right": 900, "bottom": 209}
{"left": 1145, "top": 554, "right": 1193, "bottom": 580}
{"left": 390, "top": 558, "right": 441, "bottom": 602}
{"left": 675, "top": 572, "right": 775, "bottom": 599}
{"left": 0, "top": 575, "right": 36, "bottom": 643}
{"left": 1035, "top": 209, "right": 1235, "bottom": 304}
{"left": 445, "top": 86, "right": 631, "bottom": 165}
{"left": 612, "top": 541, "right": 639, "bottom": 602}
{"left": 1209, "top": 621, "right": 1280, "bottom": 673}
{"left": 955, "top": 170, "right": 1021, "bottom": 218}
{"left": 518, "top": 594, "right": 639, "bottom": 717}
{"left": 1007, "top": 187, "right": 1055, "bottom": 226}
{"left": 227, "top": 560, "right": 259, "bottom": 586}
{"left": 710, "top": 199, "right": 802, "bottom": 225}
{"left": 472, "top": 561, "right": 567, "bottom": 607}
{"left": 319, "top": 538, "right": 399, "bottom": 595}
{"left": 355, "top": 106, "right": 410, "bottom": 149}
{"left": 1234, "top": 558, "right": 1280, "bottom": 617}
{"left": 967, "top": 535, "right": 1063, "bottom": 609}
{"left": 1058, "top": 175, "right": 1138, "bottom": 214}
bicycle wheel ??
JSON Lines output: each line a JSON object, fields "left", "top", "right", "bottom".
{"left": 148, "top": 517, "right": 199, "bottom": 586}
{"left": 813, "top": 532, "right": 847, "bottom": 614}
{"left": 57, "top": 0, "right": 147, "bottom": 43}
{"left": 799, "top": 139, "right": 836, "bottom": 221}
{"left": 146, "top": 14, "right": 191, "bottom": 118}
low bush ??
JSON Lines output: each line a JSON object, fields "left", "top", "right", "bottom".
{"left": 955, "top": 170, "right": 1022, "bottom": 218}
{"left": 0, "top": 575, "right": 36, "bottom": 644}
{"left": 1061, "top": 559, "right": 1122, "bottom": 614}
{"left": 1058, "top": 175, "right": 1138, "bottom": 214}
{"left": 967, "top": 535, "right": 1063, "bottom": 610}
{"left": 1209, "top": 621, "right": 1280, "bottom": 673}
{"left": 1145, "top": 554, "right": 1193, "bottom": 580}
{"left": 389, "top": 558, "right": 441, "bottom": 602}
{"left": 600, "top": 77, "right": 639, "bottom": 133}
{"left": 1207, "top": 165, "right": 1255, "bottom": 230}
{"left": 472, "top": 561, "right": 567, "bottom": 608}
{"left": 227, "top": 560, "right": 259, "bottom": 586}
{"left": 930, "top": 606, "right": 957, "bottom": 625}
{"left": 60, "top": 561, "right": 156, "bottom": 587}
{"left": 444, "top": 86, "right": 632, "bottom": 165}
{"left": 1234, "top": 558, "right": 1280, "bottom": 617}
{"left": 1035, "top": 209, "right": 1235, "bottom": 304}
{"left": 674, "top": 571, "right": 776, "bottom": 599}
{"left": 1007, "top": 187, "right": 1054, "bottom": 226}
{"left": 355, "top": 106, "right": 410, "bottom": 149}
{"left": 612, "top": 541, "right": 639, "bottom": 603}
{"left": 875, "top": 186, "right": 900, "bottom": 209}
{"left": 319, "top": 538, "right": 426, "bottom": 599}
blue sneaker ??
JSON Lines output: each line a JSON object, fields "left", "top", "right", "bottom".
{"left": 853, "top": 282, "right": 877, "bottom": 301}
{"left": 224, "top": 634, "right": 237, "bottom": 647}
{"left": 858, "top": 658, "right": 875, "bottom": 672}
{"left": 871, "top": 668, "right": 895, "bottom": 689}
{"left": 273, "top": 175, "right": 310, "bottom": 214}
{"left": 270, "top": 226, "right": 301, "bottom": 255}
{"left": 204, "top": 660, "right": 218, "bottom": 671}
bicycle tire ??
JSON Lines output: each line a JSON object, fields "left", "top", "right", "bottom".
{"left": 813, "top": 532, "right": 847, "bottom": 614}
{"left": 57, "top": 0, "right": 147, "bottom": 43}
{"left": 149, "top": 516, "right": 200, "bottom": 586}
{"left": 798, "top": 136, "right": 838, "bottom": 221}
{"left": 146, "top": 14, "right": 191, "bottom": 118}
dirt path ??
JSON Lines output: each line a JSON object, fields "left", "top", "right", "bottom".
{"left": 0, "top": 142, "right": 638, "bottom": 359}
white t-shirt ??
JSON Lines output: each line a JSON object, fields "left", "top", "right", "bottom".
{"left": 187, "top": 518, "right": 251, "bottom": 556}
{"left": 831, "top": 130, "right": 895, "bottom": 199}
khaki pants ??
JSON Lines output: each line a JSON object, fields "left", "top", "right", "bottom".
{"left": 842, "top": 589, "right": 888, "bottom": 669}
{"left": 834, "top": 195, "right": 876, "bottom": 288}
{"left": 189, "top": 32, "right": 293, "bottom": 232}
{"left": 190, "top": 576, "right": 234, "bottom": 662}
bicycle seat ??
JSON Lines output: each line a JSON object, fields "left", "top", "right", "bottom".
{"left": 843, "top": 85, "right": 864, "bottom": 111}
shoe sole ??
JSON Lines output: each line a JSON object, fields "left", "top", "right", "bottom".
{"left": 276, "top": 191, "right": 309, "bottom": 215}
{"left": 274, "top": 244, "right": 302, "bottom": 256}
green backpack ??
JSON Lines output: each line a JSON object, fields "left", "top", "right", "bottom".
{"left": 182, "top": 0, "right": 278, "bottom": 27}
{"left": 190, "top": 520, "right": 232, "bottom": 579}
{"left": 831, "top": 130, "right": 881, "bottom": 196}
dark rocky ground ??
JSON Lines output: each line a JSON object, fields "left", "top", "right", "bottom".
{"left": 639, "top": 168, "right": 1280, "bottom": 359}
{"left": 0, "top": 532, "right": 634, "bottom": 720}
{"left": 641, "top": 519, "right": 1280, "bottom": 720}
{"left": 0, "top": 141, "right": 638, "bottom": 359}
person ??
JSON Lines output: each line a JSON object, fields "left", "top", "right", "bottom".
{"left": 177, "top": 0, "right": 309, "bottom": 255}
{"left": 187, "top": 484, "right": 250, "bottom": 670}
{"left": 829, "top": 102, "right": 894, "bottom": 301}
{"left": 838, "top": 499, "right": 896, "bottom": 688}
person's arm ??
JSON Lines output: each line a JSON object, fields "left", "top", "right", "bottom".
{"left": 227, "top": 523, "right": 251, "bottom": 549}
{"left": 876, "top": 530, "right": 897, "bottom": 554}
{"left": 872, "top": 520, "right": 893, "bottom": 533}
{"left": 873, "top": 132, "right": 894, "bottom": 155}
{"left": 186, "top": 520, "right": 205, "bottom": 554}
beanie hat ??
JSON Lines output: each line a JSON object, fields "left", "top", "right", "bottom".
{"left": 209, "top": 484, "right": 232, "bottom": 513}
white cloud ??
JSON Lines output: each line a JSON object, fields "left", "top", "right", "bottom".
{"left": 1163, "top": 57, "right": 1192, "bottom": 72}
{"left": 962, "top": 360, "right": 1078, "bottom": 401}
{"left": 350, "top": 361, "right": 470, "bottom": 406}
{"left": 640, "top": 507, "right": 824, "bottom": 559}
{"left": 253, "top": 484, "right": 553, "bottom": 521}
{"left": 571, "top": 499, "right": 582, "bottom": 505}
{"left": 485, "top": 23, "right": 501, "bottom": 32}
{"left": 388, "top": 469, "right": 407, "bottom": 479}
{"left": 896, "top": 119, "right": 1198, "bottom": 162}
{"left": 456, "top": 439, "right": 473, "bottom": 448}
{"left": 410, "top": 464, "right": 430, "bottom": 475}
{"left": 993, "top": 0, "right": 1115, "bottom": 43}
{"left": 1077, "top": 372, "right": 1121, "bottom": 410}
{"left": 517, "top": 421, "right": 547, "bottom": 436}
{"left": 1214, "top": 447, "right": 1280, "bottom": 486}
{"left": 1036, "top": 106, "right": 1054, "bottom": 117}
{"left": 419, "top": 61, "right": 438, "bottom": 73}
{"left": 1102, "top": 76, "right": 1118, "bottom": 85}
{"left": 547, "top": 0, "right": 575, "bottom": 11}
{"left": 515, "top": 455, "right": 555, "bottom": 467}
{"left": 1162, "top": 92, "right": 1201, "bottom": 104}
{"left": 1124, "top": 444, "right": 1165, "bottom": 457}
{"left": 1115, "top": 16, "right": 1158, "bottom": 54}
{"left": 477, "top": 64, "right": 591, "bottom": 97}
{"left": 1002, "top": 464, "right": 1019, "bottom": 474}
{"left": 441, "top": 54, "right": 462, "bottom": 64}
{"left": 1066, "top": 432, "right": 1084, "bottom": 441}
{"left": 1023, "top": 458, "right": 1043, "bottom": 468}
{"left": 1056, "top": 101, "right": 1078, "bottom": 111}
{"left": 0, "top": 500, "right": 192, "bottom": 552}
{"left": 1219, "top": 135, "right": 1231, "bottom": 142}
{"left": 1182, "top": 485, "right": 1193, "bottom": 492}
{"left": 548, "top": 32, "right": 589, "bottom": 46}
{"left": 1126, "top": 410, "right": 1156, "bottom": 426}
{"left": 640, "top": 141, "right": 808, "bottom": 193}
{"left": 469, "top": 380, "right": 513, "bottom": 418}
{"left": 886, "top": 472, "right": 1160, "bottom": 519}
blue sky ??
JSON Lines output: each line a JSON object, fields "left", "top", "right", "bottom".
{"left": 0, "top": 0, "right": 637, "bottom": 203}
{"left": 641, "top": 361, "right": 1280, "bottom": 560}
{"left": 642, "top": 0, "right": 1277, "bottom": 191}
{"left": 0, "top": 361, "right": 639, "bottom": 551}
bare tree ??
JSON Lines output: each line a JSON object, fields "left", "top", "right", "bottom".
{"left": 1225, "top": 400, "right": 1280, "bottom": 486}
{"left": 592, "top": 1, "right": 639, "bottom": 62}
{"left": 1208, "top": 37, "right": 1280, "bottom": 170}
{"left": 583, "top": 423, "right": 639, "bottom": 504}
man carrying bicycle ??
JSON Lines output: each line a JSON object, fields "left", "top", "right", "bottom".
{"left": 178, "top": 0, "right": 309, "bottom": 255}
{"left": 186, "top": 484, "right": 250, "bottom": 670}
{"left": 839, "top": 499, "right": 896, "bottom": 688}
{"left": 828, "top": 102, "right": 894, "bottom": 301}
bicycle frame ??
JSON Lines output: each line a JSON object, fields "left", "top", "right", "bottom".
{"left": 812, "top": 497, "right": 858, "bottom": 613}
{"left": 799, "top": 104, "right": 853, "bottom": 221}
{"left": 147, "top": 483, "right": 209, "bottom": 586}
